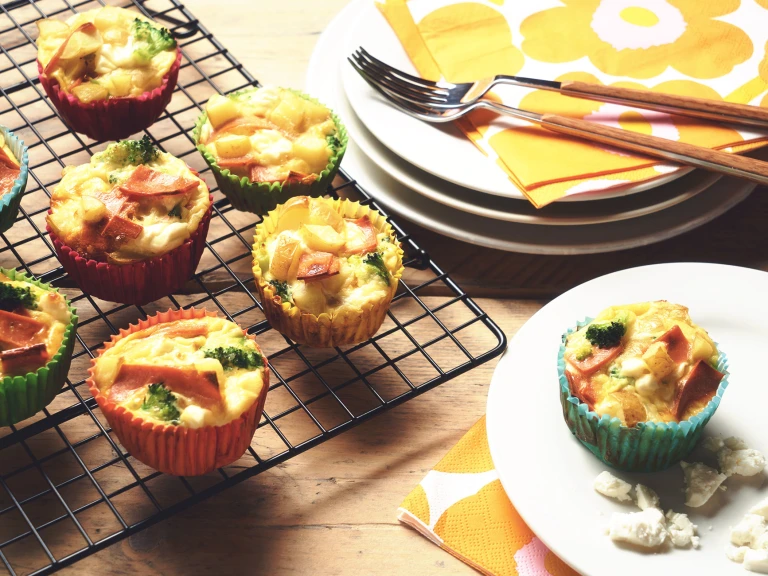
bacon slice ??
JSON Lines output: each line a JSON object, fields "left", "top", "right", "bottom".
{"left": 673, "top": 360, "right": 724, "bottom": 420}
{"left": 210, "top": 117, "right": 279, "bottom": 140}
{"left": 302, "top": 256, "right": 340, "bottom": 283}
{"left": 0, "top": 310, "right": 46, "bottom": 349}
{"left": 296, "top": 251, "right": 340, "bottom": 281}
{"left": 0, "top": 343, "right": 48, "bottom": 375}
{"left": 568, "top": 344, "right": 622, "bottom": 376}
{"left": 110, "top": 364, "right": 222, "bottom": 408}
{"left": 656, "top": 325, "right": 690, "bottom": 363}
{"left": 119, "top": 165, "right": 199, "bottom": 197}
{"left": 343, "top": 215, "right": 378, "bottom": 255}
{"left": 566, "top": 370, "right": 597, "bottom": 409}
{"left": 43, "top": 22, "right": 99, "bottom": 75}
{"left": 101, "top": 214, "right": 142, "bottom": 240}
{"left": 0, "top": 163, "right": 20, "bottom": 196}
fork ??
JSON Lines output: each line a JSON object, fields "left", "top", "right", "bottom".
{"left": 349, "top": 52, "right": 768, "bottom": 187}
{"left": 353, "top": 47, "right": 768, "bottom": 130}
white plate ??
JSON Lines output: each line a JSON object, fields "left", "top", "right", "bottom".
{"left": 307, "top": 3, "right": 754, "bottom": 254}
{"left": 339, "top": 0, "right": 689, "bottom": 201}
{"left": 486, "top": 263, "right": 768, "bottom": 576}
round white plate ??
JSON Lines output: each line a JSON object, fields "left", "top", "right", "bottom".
{"left": 339, "top": 0, "right": 690, "bottom": 201}
{"left": 307, "top": 3, "right": 754, "bottom": 254}
{"left": 487, "top": 263, "right": 768, "bottom": 576}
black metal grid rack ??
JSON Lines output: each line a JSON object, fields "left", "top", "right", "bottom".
{"left": 0, "top": 0, "right": 507, "bottom": 573}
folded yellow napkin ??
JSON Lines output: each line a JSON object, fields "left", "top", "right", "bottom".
{"left": 398, "top": 417, "right": 579, "bottom": 575}
{"left": 377, "top": 0, "right": 768, "bottom": 207}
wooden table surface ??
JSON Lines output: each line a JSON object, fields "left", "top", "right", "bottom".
{"left": 35, "top": 0, "right": 768, "bottom": 574}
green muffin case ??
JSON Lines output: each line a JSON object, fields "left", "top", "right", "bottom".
{"left": 558, "top": 318, "right": 729, "bottom": 473}
{"left": 193, "top": 87, "right": 348, "bottom": 215}
{"left": 0, "top": 268, "right": 78, "bottom": 427}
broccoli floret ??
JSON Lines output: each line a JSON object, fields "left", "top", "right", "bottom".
{"left": 0, "top": 283, "right": 38, "bottom": 312}
{"left": 132, "top": 18, "right": 176, "bottom": 64}
{"left": 326, "top": 134, "right": 341, "bottom": 151}
{"left": 203, "top": 345, "right": 263, "bottom": 370}
{"left": 141, "top": 383, "right": 180, "bottom": 423}
{"left": 102, "top": 135, "right": 160, "bottom": 166}
{"left": 363, "top": 251, "right": 390, "bottom": 285}
{"left": 586, "top": 320, "right": 626, "bottom": 349}
{"left": 573, "top": 341, "right": 593, "bottom": 361}
{"left": 108, "top": 173, "right": 119, "bottom": 184}
{"left": 268, "top": 279, "right": 292, "bottom": 304}
{"left": 168, "top": 203, "right": 182, "bottom": 218}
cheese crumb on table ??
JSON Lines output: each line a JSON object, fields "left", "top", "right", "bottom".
{"left": 728, "top": 545, "right": 750, "bottom": 563}
{"left": 751, "top": 497, "right": 768, "bottom": 520}
{"left": 609, "top": 508, "right": 668, "bottom": 548}
{"left": 703, "top": 436, "right": 766, "bottom": 477}
{"left": 744, "top": 549, "right": 768, "bottom": 574}
{"left": 594, "top": 471, "right": 633, "bottom": 502}
{"left": 666, "top": 510, "right": 700, "bottom": 548}
{"left": 635, "top": 484, "right": 660, "bottom": 511}
{"left": 681, "top": 461, "right": 728, "bottom": 507}
{"left": 731, "top": 514, "right": 767, "bottom": 547}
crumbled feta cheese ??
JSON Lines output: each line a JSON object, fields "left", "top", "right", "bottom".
{"left": 620, "top": 358, "right": 648, "bottom": 378}
{"left": 744, "top": 549, "right": 768, "bottom": 574}
{"left": 609, "top": 508, "right": 667, "bottom": 548}
{"left": 594, "top": 471, "right": 633, "bottom": 502}
{"left": 681, "top": 461, "right": 727, "bottom": 507}
{"left": 665, "top": 510, "right": 699, "bottom": 548}
{"left": 752, "top": 498, "right": 768, "bottom": 521}
{"left": 728, "top": 545, "right": 750, "bottom": 563}
{"left": 719, "top": 447, "right": 766, "bottom": 478}
{"left": 702, "top": 436, "right": 725, "bottom": 452}
{"left": 756, "top": 532, "right": 768, "bottom": 551}
{"left": 635, "top": 373, "right": 658, "bottom": 397}
{"left": 635, "top": 484, "right": 660, "bottom": 511}
{"left": 725, "top": 436, "right": 750, "bottom": 450}
{"left": 731, "top": 514, "right": 767, "bottom": 547}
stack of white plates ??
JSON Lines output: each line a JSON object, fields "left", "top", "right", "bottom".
{"left": 306, "top": 0, "right": 756, "bottom": 255}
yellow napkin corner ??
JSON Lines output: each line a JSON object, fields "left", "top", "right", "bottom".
{"left": 397, "top": 417, "right": 579, "bottom": 576}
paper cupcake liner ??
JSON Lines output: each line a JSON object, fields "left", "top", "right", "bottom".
{"left": 0, "top": 127, "right": 29, "bottom": 235}
{"left": 0, "top": 268, "right": 78, "bottom": 427}
{"left": 86, "top": 307, "right": 269, "bottom": 476}
{"left": 558, "top": 318, "right": 729, "bottom": 472}
{"left": 193, "top": 87, "right": 348, "bottom": 215}
{"left": 47, "top": 197, "right": 212, "bottom": 305}
{"left": 252, "top": 198, "right": 404, "bottom": 347}
{"left": 37, "top": 48, "right": 181, "bottom": 142}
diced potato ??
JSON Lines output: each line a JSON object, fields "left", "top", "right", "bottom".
{"left": 79, "top": 196, "right": 107, "bottom": 223}
{"left": 690, "top": 335, "right": 714, "bottom": 364}
{"left": 107, "top": 72, "right": 132, "bottom": 97}
{"left": 60, "top": 28, "right": 103, "bottom": 61}
{"left": 131, "top": 68, "right": 154, "bottom": 91}
{"left": 215, "top": 134, "right": 251, "bottom": 159}
{"left": 94, "top": 6, "right": 122, "bottom": 31}
{"left": 37, "top": 18, "right": 70, "bottom": 38}
{"left": 292, "top": 282, "right": 326, "bottom": 316}
{"left": 270, "top": 97, "right": 305, "bottom": 132}
{"left": 72, "top": 82, "right": 109, "bottom": 103}
{"left": 292, "top": 136, "right": 331, "bottom": 174}
{"left": 309, "top": 200, "right": 342, "bottom": 232}
{"left": 206, "top": 94, "right": 240, "bottom": 129}
{"left": 277, "top": 196, "right": 310, "bottom": 232}
{"left": 103, "top": 28, "right": 129, "bottom": 45}
{"left": 319, "top": 263, "right": 350, "bottom": 293}
{"left": 301, "top": 224, "right": 345, "bottom": 253}
{"left": 269, "top": 233, "right": 302, "bottom": 281}
{"left": 302, "top": 101, "right": 331, "bottom": 126}
{"left": 642, "top": 341, "right": 675, "bottom": 379}
{"left": 614, "top": 390, "right": 647, "bottom": 427}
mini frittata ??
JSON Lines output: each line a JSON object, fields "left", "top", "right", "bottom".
{"left": 564, "top": 301, "right": 724, "bottom": 426}
{"left": 0, "top": 271, "right": 71, "bottom": 377}
{"left": 91, "top": 316, "right": 268, "bottom": 429}
{"left": 36, "top": 6, "right": 177, "bottom": 103}
{"left": 197, "top": 86, "right": 342, "bottom": 185}
{"left": 0, "top": 131, "right": 20, "bottom": 197}
{"left": 47, "top": 137, "right": 210, "bottom": 264}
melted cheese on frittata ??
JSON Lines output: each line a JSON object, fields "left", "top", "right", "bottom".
{"left": 253, "top": 197, "right": 400, "bottom": 317}
{"left": 564, "top": 301, "right": 720, "bottom": 425}
{"left": 0, "top": 274, "right": 70, "bottom": 377}
{"left": 0, "top": 133, "right": 19, "bottom": 167}
{"left": 92, "top": 317, "right": 266, "bottom": 428}
{"left": 199, "top": 86, "right": 338, "bottom": 182}
{"left": 36, "top": 7, "right": 176, "bottom": 101}
{"left": 47, "top": 148, "right": 209, "bottom": 264}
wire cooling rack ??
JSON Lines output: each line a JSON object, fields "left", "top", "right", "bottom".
{"left": 0, "top": 0, "right": 506, "bottom": 573}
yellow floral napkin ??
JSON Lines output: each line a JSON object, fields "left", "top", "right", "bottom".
{"left": 398, "top": 417, "right": 579, "bottom": 575}
{"left": 377, "top": 0, "right": 768, "bottom": 207}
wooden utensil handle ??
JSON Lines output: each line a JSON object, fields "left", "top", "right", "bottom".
{"left": 541, "top": 114, "right": 768, "bottom": 185}
{"left": 560, "top": 81, "right": 768, "bottom": 129}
